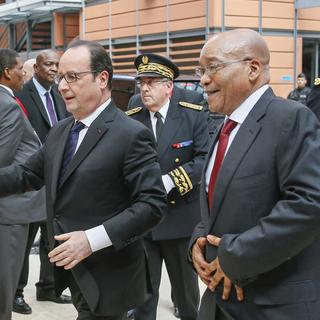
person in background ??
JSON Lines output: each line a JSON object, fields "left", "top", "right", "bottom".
{"left": 190, "top": 28, "right": 320, "bottom": 320}
{"left": 0, "top": 48, "right": 45, "bottom": 320}
{"left": 13, "top": 50, "right": 71, "bottom": 315}
{"left": 127, "top": 53, "right": 209, "bottom": 320}
{"left": 22, "top": 58, "right": 36, "bottom": 83}
{"left": 306, "top": 77, "right": 320, "bottom": 120}
{"left": 287, "top": 72, "right": 311, "bottom": 105}
{"left": 0, "top": 40, "right": 167, "bottom": 320}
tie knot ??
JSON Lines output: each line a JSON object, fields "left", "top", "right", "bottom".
{"left": 72, "top": 121, "right": 85, "bottom": 133}
{"left": 221, "top": 119, "right": 237, "bottom": 135}
{"left": 154, "top": 112, "right": 162, "bottom": 120}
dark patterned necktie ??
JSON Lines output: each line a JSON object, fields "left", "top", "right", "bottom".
{"left": 154, "top": 111, "right": 164, "bottom": 140}
{"left": 45, "top": 92, "right": 57, "bottom": 126}
{"left": 208, "top": 119, "right": 238, "bottom": 209}
{"left": 60, "top": 121, "right": 86, "bottom": 180}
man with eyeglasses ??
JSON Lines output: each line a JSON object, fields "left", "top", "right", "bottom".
{"left": 190, "top": 28, "right": 320, "bottom": 320}
{"left": 127, "top": 53, "right": 210, "bottom": 320}
{"left": 0, "top": 40, "right": 167, "bottom": 320}
{"left": 13, "top": 50, "right": 70, "bottom": 314}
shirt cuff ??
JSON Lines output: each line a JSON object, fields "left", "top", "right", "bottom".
{"left": 162, "top": 174, "right": 175, "bottom": 194}
{"left": 85, "top": 225, "right": 112, "bottom": 252}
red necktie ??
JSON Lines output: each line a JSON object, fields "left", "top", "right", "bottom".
{"left": 14, "top": 97, "right": 29, "bottom": 118}
{"left": 208, "top": 119, "right": 238, "bottom": 208}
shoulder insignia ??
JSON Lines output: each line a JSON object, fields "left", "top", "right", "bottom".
{"left": 314, "top": 78, "right": 320, "bottom": 86}
{"left": 179, "top": 101, "right": 203, "bottom": 111}
{"left": 125, "top": 107, "right": 143, "bottom": 116}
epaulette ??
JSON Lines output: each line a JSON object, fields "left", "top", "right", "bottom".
{"left": 314, "top": 78, "right": 320, "bottom": 86}
{"left": 179, "top": 101, "right": 203, "bottom": 111}
{"left": 125, "top": 107, "right": 142, "bottom": 116}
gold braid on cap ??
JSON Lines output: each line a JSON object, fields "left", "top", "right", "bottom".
{"left": 138, "top": 62, "right": 174, "bottom": 80}
{"left": 314, "top": 78, "right": 320, "bottom": 86}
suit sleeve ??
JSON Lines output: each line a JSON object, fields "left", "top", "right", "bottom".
{"left": 0, "top": 102, "right": 24, "bottom": 167}
{"left": 102, "top": 126, "right": 167, "bottom": 251}
{"left": 218, "top": 106, "right": 320, "bottom": 286}
{"left": 168, "top": 108, "right": 209, "bottom": 196}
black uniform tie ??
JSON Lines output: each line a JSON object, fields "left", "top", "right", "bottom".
{"left": 154, "top": 111, "right": 164, "bottom": 140}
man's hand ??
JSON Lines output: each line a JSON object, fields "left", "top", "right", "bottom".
{"left": 192, "top": 237, "right": 212, "bottom": 285}
{"left": 206, "top": 235, "right": 244, "bottom": 301}
{"left": 48, "top": 231, "right": 92, "bottom": 270}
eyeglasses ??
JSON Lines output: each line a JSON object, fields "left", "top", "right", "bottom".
{"left": 56, "top": 70, "right": 99, "bottom": 84}
{"left": 136, "top": 79, "right": 169, "bottom": 88}
{"left": 195, "top": 59, "right": 251, "bottom": 78}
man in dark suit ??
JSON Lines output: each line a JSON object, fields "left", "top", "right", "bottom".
{"left": 0, "top": 40, "right": 167, "bottom": 320}
{"left": 306, "top": 77, "right": 320, "bottom": 120}
{"left": 0, "top": 49, "right": 45, "bottom": 320}
{"left": 13, "top": 50, "right": 70, "bottom": 312}
{"left": 190, "top": 28, "right": 320, "bottom": 320}
{"left": 127, "top": 53, "right": 209, "bottom": 320}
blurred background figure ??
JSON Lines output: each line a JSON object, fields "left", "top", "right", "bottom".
{"left": 22, "top": 58, "right": 36, "bottom": 84}
{"left": 287, "top": 72, "right": 311, "bottom": 105}
{"left": 306, "top": 77, "right": 320, "bottom": 120}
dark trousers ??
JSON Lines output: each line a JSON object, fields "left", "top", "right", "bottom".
{"left": 68, "top": 276, "right": 126, "bottom": 320}
{"left": 16, "top": 221, "right": 55, "bottom": 298}
{"left": 135, "top": 237, "right": 199, "bottom": 320}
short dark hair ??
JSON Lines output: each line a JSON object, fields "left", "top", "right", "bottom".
{"left": 0, "top": 49, "right": 19, "bottom": 78}
{"left": 297, "top": 73, "right": 306, "bottom": 79}
{"left": 67, "top": 40, "right": 113, "bottom": 90}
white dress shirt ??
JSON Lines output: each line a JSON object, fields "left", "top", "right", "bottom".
{"left": 149, "top": 100, "right": 175, "bottom": 194}
{"left": 205, "top": 85, "right": 269, "bottom": 191}
{"left": 32, "top": 77, "right": 57, "bottom": 127}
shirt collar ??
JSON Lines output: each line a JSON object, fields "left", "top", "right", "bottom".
{"left": 228, "top": 85, "right": 269, "bottom": 124}
{"left": 32, "top": 77, "right": 52, "bottom": 96}
{"left": 0, "top": 84, "right": 14, "bottom": 96}
{"left": 78, "top": 98, "right": 111, "bottom": 128}
{"left": 149, "top": 99, "right": 170, "bottom": 120}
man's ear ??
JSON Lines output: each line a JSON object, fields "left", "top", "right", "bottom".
{"left": 3, "top": 67, "right": 11, "bottom": 80}
{"left": 98, "top": 70, "right": 109, "bottom": 89}
{"left": 247, "top": 59, "right": 261, "bottom": 81}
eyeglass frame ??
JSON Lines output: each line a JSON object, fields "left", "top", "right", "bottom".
{"left": 56, "top": 70, "right": 100, "bottom": 84}
{"left": 195, "top": 58, "right": 251, "bottom": 78}
{"left": 136, "top": 78, "right": 170, "bottom": 88}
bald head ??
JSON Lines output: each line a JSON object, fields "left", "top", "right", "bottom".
{"left": 199, "top": 29, "right": 271, "bottom": 115}
{"left": 23, "top": 58, "right": 36, "bottom": 83}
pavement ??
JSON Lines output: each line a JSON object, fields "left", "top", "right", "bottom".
{"left": 12, "top": 254, "right": 205, "bottom": 320}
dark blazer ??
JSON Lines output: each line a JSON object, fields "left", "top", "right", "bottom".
{"left": 0, "top": 86, "right": 45, "bottom": 224}
{"left": 306, "top": 83, "right": 320, "bottom": 120}
{"left": 191, "top": 88, "right": 320, "bottom": 320}
{"left": 128, "top": 86, "right": 209, "bottom": 240}
{"left": 0, "top": 101, "right": 167, "bottom": 316}
{"left": 15, "top": 79, "right": 68, "bottom": 142}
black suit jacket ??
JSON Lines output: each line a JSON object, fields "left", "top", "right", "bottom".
{"left": 128, "top": 86, "right": 209, "bottom": 240}
{"left": 15, "top": 79, "right": 68, "bottom": 143}
{"left": 191, "top": 88, "right": 320, "bottom": 320}
{"left": 0, "top": 101, "right": 167, "bottom": 316}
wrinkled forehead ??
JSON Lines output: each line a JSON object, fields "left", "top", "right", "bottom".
{"left": 59, "top": 46, "right": 91, "bottom": 73}
{"left": 200, "top": 36, "right": 230, "bottom": 63}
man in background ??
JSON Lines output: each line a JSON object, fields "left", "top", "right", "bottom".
{"left": 22, "top": 58, "right": 36, "bottom": 83}
{"left": 13, "top": 49, "right": 70, "bottom": 314}
{"left": 0, "top": 48, "right": 45, "bottom": 320}
{"left": 306, "top": 77, "right": 320, "bottom": 120}
{"left": 287, "top": 72, "right": 311, "bottom": 105}
{"left": 127, "top": 53, "right": 209, "bottom": 320}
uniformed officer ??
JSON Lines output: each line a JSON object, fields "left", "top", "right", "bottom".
{"left": 306, "top": 77, "right": 320, "bottom": 121}
{"left": 126, "top": 53, "right": 210, "bottom": 320}
{"left": 287, "top": 72, "right": 311, "bottom": 105}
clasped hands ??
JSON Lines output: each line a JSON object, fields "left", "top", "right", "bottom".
{"left": 48, "top": 231, "right": 92, "bottom": 270}
{"left": 192, "top": 235, "right": 244, "bottom": 301}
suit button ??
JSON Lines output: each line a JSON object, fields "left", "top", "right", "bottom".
{"left": 170, "top": 200, "right": 176, "bottom": 205}
{"left": 175, "top": 158, "right": 180, "bottom": 163}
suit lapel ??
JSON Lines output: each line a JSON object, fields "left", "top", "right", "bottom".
{"left": 157, "top": 98, "right": 182, "bottom": 159}
{"left": 51, "top": 87, "right": 67, "bottom": 120}
{"left": 208, "top": 88, "right": 273, "bottom": 227}
{"left": 28, "top": 81, "right": 51, "bottom": 126}
{"left": 58, "top": 102, "right": 118, "bottom": 188}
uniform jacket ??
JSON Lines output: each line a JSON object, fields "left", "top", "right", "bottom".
{"left": 0, "top": 86, "right": 45, "bottom": 224}
{"left": 306, "top": 82, "right": 320, "bottom": 120}
{"left": 191, "top": 88, "right": 320, "bottom": 320}
{"left": 0, "top": 101, "right": 167, "bottom": 316}
{"left": 15, "top": 79, "right": 68, "bottom": 143}
{"left": 128, "top": 86, "right": 209, "bottom": 240}
{"left": 287, "top": 86, "right": 311, "bottom": 105}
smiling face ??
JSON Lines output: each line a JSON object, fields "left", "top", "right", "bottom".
{"left": 58, "top": 45, "right": 109, "bottom": 120}
{"left": 199, "top": 29, "right": 270, "bottom": 116}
